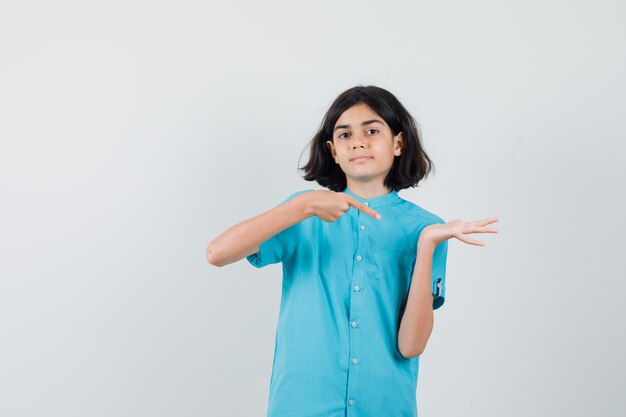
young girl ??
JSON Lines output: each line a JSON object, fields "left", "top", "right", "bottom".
{"left": 206, "top": 85, "right": 498, "bottom": 417}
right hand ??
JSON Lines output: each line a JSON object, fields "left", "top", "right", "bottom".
{"left": 304, "top": 190, "right": 382, "bottom": 222}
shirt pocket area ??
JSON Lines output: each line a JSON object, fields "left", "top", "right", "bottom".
{"left": 381, "top": 248, "right": 415, "bottom": 270}
{"left": 377, "top": 248, "right": 416, "bottom": 288}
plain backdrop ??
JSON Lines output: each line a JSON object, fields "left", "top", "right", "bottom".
{"left": 1, "top": 1, "right": 625, "bottom": 416}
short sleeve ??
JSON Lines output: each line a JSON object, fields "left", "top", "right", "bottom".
{"left": 431, "top": 238, "right": 448, "bottom": 310}
{"left": 245, "top": 190, "right": 311, "bottom": 268}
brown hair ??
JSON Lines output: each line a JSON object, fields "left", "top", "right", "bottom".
{"left": 298, "top": 85, "right": 435, "bottom": 192}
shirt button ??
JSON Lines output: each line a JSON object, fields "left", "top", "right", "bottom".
{"left": 364, "top": 202, "right": 369, "bottom": 207}
{"left": 437, "top": 281, "right": 442, "bottom": 288}
{"left": 356, "top": 255, "right": 362, "bottom": 261}
{"left": 351, "top": 321, "right": 358, "bottom": 328}
{"left": 360, "top": 224, "right": 366, "bottom": 230}
{"left": 351, "top": 358, "right": 358, "bottom": 365}
{"left": 353, "top": 285, "right": 360, "bottom": 292}
{"left": 348, "top": 399, "right": 354, "bottom": 406}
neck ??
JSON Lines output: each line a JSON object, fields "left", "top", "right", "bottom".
{"left": 345, "top": 180, "right": 392, "bottom": 200}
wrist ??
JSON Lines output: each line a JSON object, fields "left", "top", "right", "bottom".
{"left": 296, "top": 192, "right": 316, "bottom": 220}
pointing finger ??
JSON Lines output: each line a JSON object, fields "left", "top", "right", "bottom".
{"left": 346, "top": 197, "right": 382, "bottom": 220}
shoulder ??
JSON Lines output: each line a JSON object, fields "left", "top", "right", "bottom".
{"left": 285, "top": 189, "right": 316, "bottom": 199}
{"left": 395, "top": 197, "right": 446, "bottom": 226}
{"left": 279, "top": 189, "right": 317, "bottom": 205}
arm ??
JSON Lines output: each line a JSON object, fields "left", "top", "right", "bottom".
{"left": 397, "top": 239, "right": 436, "bottom": 359}
{"left": 397, "top": 215, "right": 500, "bottom": 358}
{"left": 205, "top": 193, "right": 313, "bottom": 267}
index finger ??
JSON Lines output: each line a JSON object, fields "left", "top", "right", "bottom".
{"left": 345, "top": 196, "right": 382, "bottom": 220}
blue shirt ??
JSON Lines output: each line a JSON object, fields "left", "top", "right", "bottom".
{"left": 246, "top": 186, "right": 448, "bottom": 417}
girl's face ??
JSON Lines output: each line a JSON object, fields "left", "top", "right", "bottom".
{"left": 326, "top": 103, "right": 404, "bottom": 189}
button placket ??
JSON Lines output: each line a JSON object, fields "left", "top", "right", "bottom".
{"left": 346, "top": 203, "right": 368, "bottom": 414}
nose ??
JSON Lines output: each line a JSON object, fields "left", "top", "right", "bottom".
{"left": 351, "top": 132, "right": 367, "bottom": 149}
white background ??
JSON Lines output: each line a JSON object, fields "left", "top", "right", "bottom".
{"left": 1, "top": 1, "right": 624, "bottom": 416}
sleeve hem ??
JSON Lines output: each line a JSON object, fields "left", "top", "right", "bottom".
{"left": 433, "top": 295, "right": 445, "bottom": 310}
{"left": 432, "top": 277, "right": 445, "bottom": 310}
{"left": 246, "top": 253, "right": 264, "bottom": 268}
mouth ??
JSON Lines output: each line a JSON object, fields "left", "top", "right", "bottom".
{"left": 350, "top": 156, "right": 372, "bottom": 162}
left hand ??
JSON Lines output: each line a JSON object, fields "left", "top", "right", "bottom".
{"left": 420, "top": 217, "right": 499, "bottom": 248}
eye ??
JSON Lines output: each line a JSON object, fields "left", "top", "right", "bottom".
{"left": 338, "top": 132, "right": 349, "bottom": 139}
{"left": 366, "top": 129, "right": 379, "bottom": 134}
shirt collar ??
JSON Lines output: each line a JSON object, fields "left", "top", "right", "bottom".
{"left": 342, "top": 186, "right": 400, "bottom": 208}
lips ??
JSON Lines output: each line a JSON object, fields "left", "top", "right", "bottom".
{"left": 350, "top": 156, "right": 372, "bottom": 162}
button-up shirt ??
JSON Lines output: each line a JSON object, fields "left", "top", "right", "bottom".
{"left": 246, "top": 186, "right": 448, "bottom": 417}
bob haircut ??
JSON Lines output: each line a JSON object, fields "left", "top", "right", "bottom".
{"left": 299, "top": 85, "right": 434, "bottom": 193}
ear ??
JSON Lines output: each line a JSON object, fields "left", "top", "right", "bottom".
{"left": 393, "top": 132, "right": 404, "bottom": 157}
{"left": 325, "top": 140, "right": 339, "bottom": 163}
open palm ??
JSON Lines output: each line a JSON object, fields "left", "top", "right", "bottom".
{"left": 421, "top": 217, "right": 499, "bottom": 247}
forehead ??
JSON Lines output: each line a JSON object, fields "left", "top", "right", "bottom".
{"left": 334, "top": 103, "right": 386, "bottom": 127}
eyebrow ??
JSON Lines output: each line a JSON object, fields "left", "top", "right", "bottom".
{"left": 333, "top": 119, "right": 384, "bottom": 132}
